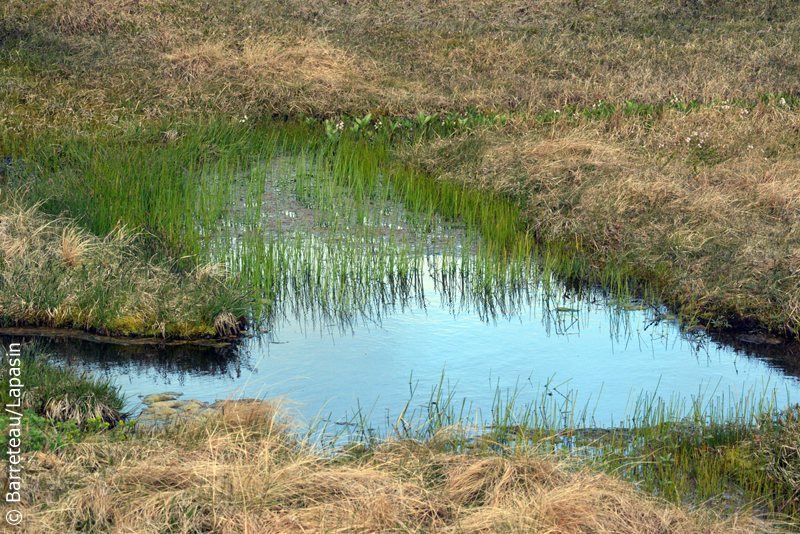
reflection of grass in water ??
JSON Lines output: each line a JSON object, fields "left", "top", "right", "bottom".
{"left": 17, "top": 118, "right": 655, "bottom": 335}
{"left": 195, "top": 126, "right": 653, "bottom": 331}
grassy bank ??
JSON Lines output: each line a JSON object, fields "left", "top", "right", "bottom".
{"left": 1, "top": 346, "right": 798, "bottom": 531}
{"left": 0, "top": 342, "right": 128, "bottom": 447}
{"left": 405, "top": 96, "right": 800, "bottom": 337}
{"left": 2, "top": 0, "right": 798, "bottom": 124}
{"left": 1, "top": 353, "right": 798, "bottom": 532}
{"left": 6, "top": 419, "right": 791, "bottom": 533}
{"left": 0, "top": 191, "right": 249, "bottom": 337}
{"left": 2, "top": 0, "right": 800, "bottom": 335}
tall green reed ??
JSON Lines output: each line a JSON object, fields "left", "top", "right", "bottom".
{"left": 12, "top": 117, "right": 651, "bottom": 333}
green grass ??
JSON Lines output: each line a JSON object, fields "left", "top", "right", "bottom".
{"left": 10, "top": 115, "right": 665, "bottom": 336}
{"left": 2, "top": 0, "right": 800, "bottom": 334}
{"left": 0, "top": 341, "right": 128, "bottom": 430}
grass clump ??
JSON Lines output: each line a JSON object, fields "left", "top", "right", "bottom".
{"left": 0, "top": 193, "right": 249, "bottom": 337}
{"left": 4, "top": 398, "right": 792, "bottom": 534}
{"left": 0, "top": 342, "right": 132, "bottom": 457}
{"left": 749, "top": 404, "right": 800, "bottom": 512}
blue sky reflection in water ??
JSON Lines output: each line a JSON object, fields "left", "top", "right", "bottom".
{"left": 239, "top": 280, "right": 799, "bottom": 432}
{"left": 41, "top": 258, "right": 800, "bottom": 435}
{"left": 31, "top": 151, "right": 800, "bottom": 433}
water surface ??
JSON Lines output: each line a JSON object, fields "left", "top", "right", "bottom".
{"left": 11, "top": 152, "right": 800, "bottom": 436}
{"left": 15, "top": 268, "right": 799, "bottom": 437}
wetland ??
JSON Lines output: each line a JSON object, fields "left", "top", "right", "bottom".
{"left": 11, "top": 133, "right": 800, "bottom": 436}
{"left": 3, "top": 0, "right": 800, "bottom": 530}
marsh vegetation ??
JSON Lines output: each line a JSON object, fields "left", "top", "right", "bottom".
{"left": 2, "top": 0, "right": 800, "bottom": 531}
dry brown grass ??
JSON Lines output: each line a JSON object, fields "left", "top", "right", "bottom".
{"left": 3, "top": 0, "right": 799, "bottom": 129}
{"left": 1, "top": 402, "right": 787, "bottom": 534}
{"left": 60, "top": 224, "right": 93, "bottom": 268}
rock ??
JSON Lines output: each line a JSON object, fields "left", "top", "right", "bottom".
{"left": 180, "top": 399, "right": 207, "bottom": 413}
{"left": 140, "top": 405, "right": 178, "bottom": 419}
{"left": 141, "top": 392, "right": 183, "bottom": 405}
{"left": 133, "top": 393, "right": 275, "bottom": 432}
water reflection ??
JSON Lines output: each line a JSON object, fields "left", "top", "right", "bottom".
{"left": 5, "top": 156, "right": 798, "bottom": 431}
{"left": 4, "top": 271, "right": 799, "bottom": 434}
{"left": 0, "top": 333, "right": 251, "bottom": 392}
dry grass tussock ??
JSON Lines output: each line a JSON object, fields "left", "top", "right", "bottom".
{"left": 0, "top": 195, "right": 248, "bottom": 337}
{"left": 2, "top": 401, "right": 786, "bottom": 534}
{"left": 410, "top": 101, "right": 800, "bottom": 334}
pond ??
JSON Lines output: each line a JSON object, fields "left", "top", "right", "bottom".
{"left": 8, "top": 144, "right": 800, "bottom": 440}
{"left": 10, "top": 269, "right": 800, "bottom": 440}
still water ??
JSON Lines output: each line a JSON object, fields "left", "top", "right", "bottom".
{"left": 15, "top": 262, "right": 800, "bottom": 436}
{"left": 10, "top": 154, "right": 800, "bottom": 435}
